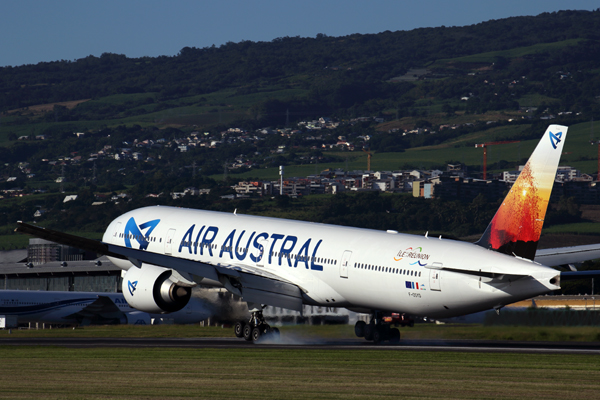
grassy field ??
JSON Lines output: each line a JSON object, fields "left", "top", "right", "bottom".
{"left": 3, "top": 324, "right": 600, "bottom": 342}
{"left": 544, "top": 222, "right": 600, "bottom": 235}
{"left": 0, "top": 346, "right": 598, "bottom": 399}
{"left": 1, "top": 325, "right": 599, "bottom": 398}
{"left": 431, "top": 38, "right": 583, "bottom": 67}
{"left": 0, "top": 233, "right": 30, "bottom": 250}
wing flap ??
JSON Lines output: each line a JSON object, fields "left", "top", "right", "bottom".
{"left": 241, "top": 288, "right": 303, "bottom": 311}
{"left": 237, "top": 272, "right": 303, "bottom": 311}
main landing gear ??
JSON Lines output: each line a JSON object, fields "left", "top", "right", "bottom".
{"left": 234, "top": 309, "right": 280, "bottom": 342}
{"left": 355, "top": 312, "right": 413, "bottom": 344}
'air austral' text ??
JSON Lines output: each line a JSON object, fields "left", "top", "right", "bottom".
{"left": 177, "top": 225, "right": 325, "bottom": 271}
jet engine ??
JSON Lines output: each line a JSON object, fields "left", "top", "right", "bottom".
{"left": 122, "top": 264, "right": 193, "bottom": 314}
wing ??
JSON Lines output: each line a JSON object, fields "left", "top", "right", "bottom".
{"left": 16, "top": 222, "right": 304, "bottom": 311}
{"left": 15, "top": 221, "right": 125, "bottom": 259}
{"left": 107, "top": 244, "right": 304, "bottom": 311}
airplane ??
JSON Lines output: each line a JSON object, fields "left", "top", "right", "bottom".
{"left": 15, "top": 124, "right": 600, "bottom": 343}
{"left": 0, "top": 290, "right": 211, "bottom": 326}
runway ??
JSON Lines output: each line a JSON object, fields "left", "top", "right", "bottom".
{"left": 1, "top": 336, "right": 600, "bottom": 354}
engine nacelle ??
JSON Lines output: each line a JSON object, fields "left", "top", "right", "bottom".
{"left": 122, "top": 264, "right": 192, "bottom": 314}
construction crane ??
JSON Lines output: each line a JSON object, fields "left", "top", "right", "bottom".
{"left": 362, "top": 147, "right": 373, "bottom": 171}
{"left": 591, "top": 141, "right": 600, "bottom": 181}
{"left": 474, "top": 140, "right": 520, "bottom": 180}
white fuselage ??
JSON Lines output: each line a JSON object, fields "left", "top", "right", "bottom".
{"left": 103, "top": 206, "right": 561, "bottom": 318}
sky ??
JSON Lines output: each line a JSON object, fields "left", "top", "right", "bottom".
{"left": 1, "top": 0, "right": 599, "bottom": 68}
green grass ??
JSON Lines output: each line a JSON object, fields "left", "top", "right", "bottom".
{"left": 0, "top": 325, "right": 235, "bottom": 339}
{"left": 0, "top": 233, "right": 30, "bottom": 250}
{"left": 517, "top": 94, "right": 560, "bottom": 107}
{"left": 277, "top": 324, "right": 600, "bottom": 342}
{"left": 3, "top": 323, "right": 600, "bottom": 342}
{"left": 432, "top": 39, "right": 583, "bottom": 66}
{"left": 0, "top": 346, "right": 598, "bottom": 399}
{"left": 543, "top": 222, "right": 600, "bottom": 235}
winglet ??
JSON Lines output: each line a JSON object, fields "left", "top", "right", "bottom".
{"left": 476, "top": 124, "right": 568, "bottom": 260}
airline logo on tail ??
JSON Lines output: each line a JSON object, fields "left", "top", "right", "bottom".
{"left": 549, "top": 130, "right": 563, "bottom": 149}
{"left": 124, "top": 217, "right": 160, "bottom": 250}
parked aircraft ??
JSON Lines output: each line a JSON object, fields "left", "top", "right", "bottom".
{"left": 16, "top": 125, "right": 600, "bottom": 342}
{"left": 0, "top": 290, "right": 211, "bottom": 326}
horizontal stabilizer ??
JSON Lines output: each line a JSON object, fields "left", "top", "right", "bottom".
{"left": 535, "top": 244, "right": 600, "bottom": 266}
{"left": 560, "top": 270, "right": 600, "bottom": 280}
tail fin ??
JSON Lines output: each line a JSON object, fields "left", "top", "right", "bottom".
{"left": 476, "top": 124, "right": 568, "bottom": 260}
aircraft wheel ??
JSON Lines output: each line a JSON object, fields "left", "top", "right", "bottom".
{"left": 243, "top": 324, "right": 253, "bottom": 341}
{"left": 389, "top": 328, "right": 400, "bottom": 343}
{"left": 252, "top": 327, "right": 262, "bottom": 341}
{"left": 234, "top": 321, "right": 245, "bottom": 338}
{"left": 372, "top": 328, "right": 382, "bottom": 344}
{"left": 364, "top": 323, "right": 374, "bottom": 341}
{"left": 354, "top": 321, "right": 366, "bottom": 337}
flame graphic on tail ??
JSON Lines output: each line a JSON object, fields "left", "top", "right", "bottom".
{"left": 476, "top": 125, "right": 568, "bottom": 260}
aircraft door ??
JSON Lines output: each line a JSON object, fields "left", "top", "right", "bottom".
{"left": 165, "top": 229, "right": 176, "bottom": 255}
{"left": 339, "top": 251, "right": 352, "bottom": 278}
{"left": 429, "top": 263, "right": 442, "bottom": 291}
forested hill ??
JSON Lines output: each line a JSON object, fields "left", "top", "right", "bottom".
{"left": 2, "top": 9, "right": 600, "bottom": 111}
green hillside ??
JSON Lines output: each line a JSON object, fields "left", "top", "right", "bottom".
{"left": 1, "top": 10, "right": 600, "bottom": 246}
{"left": 431, "top": 39, "right": 584, "bottom": 67}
